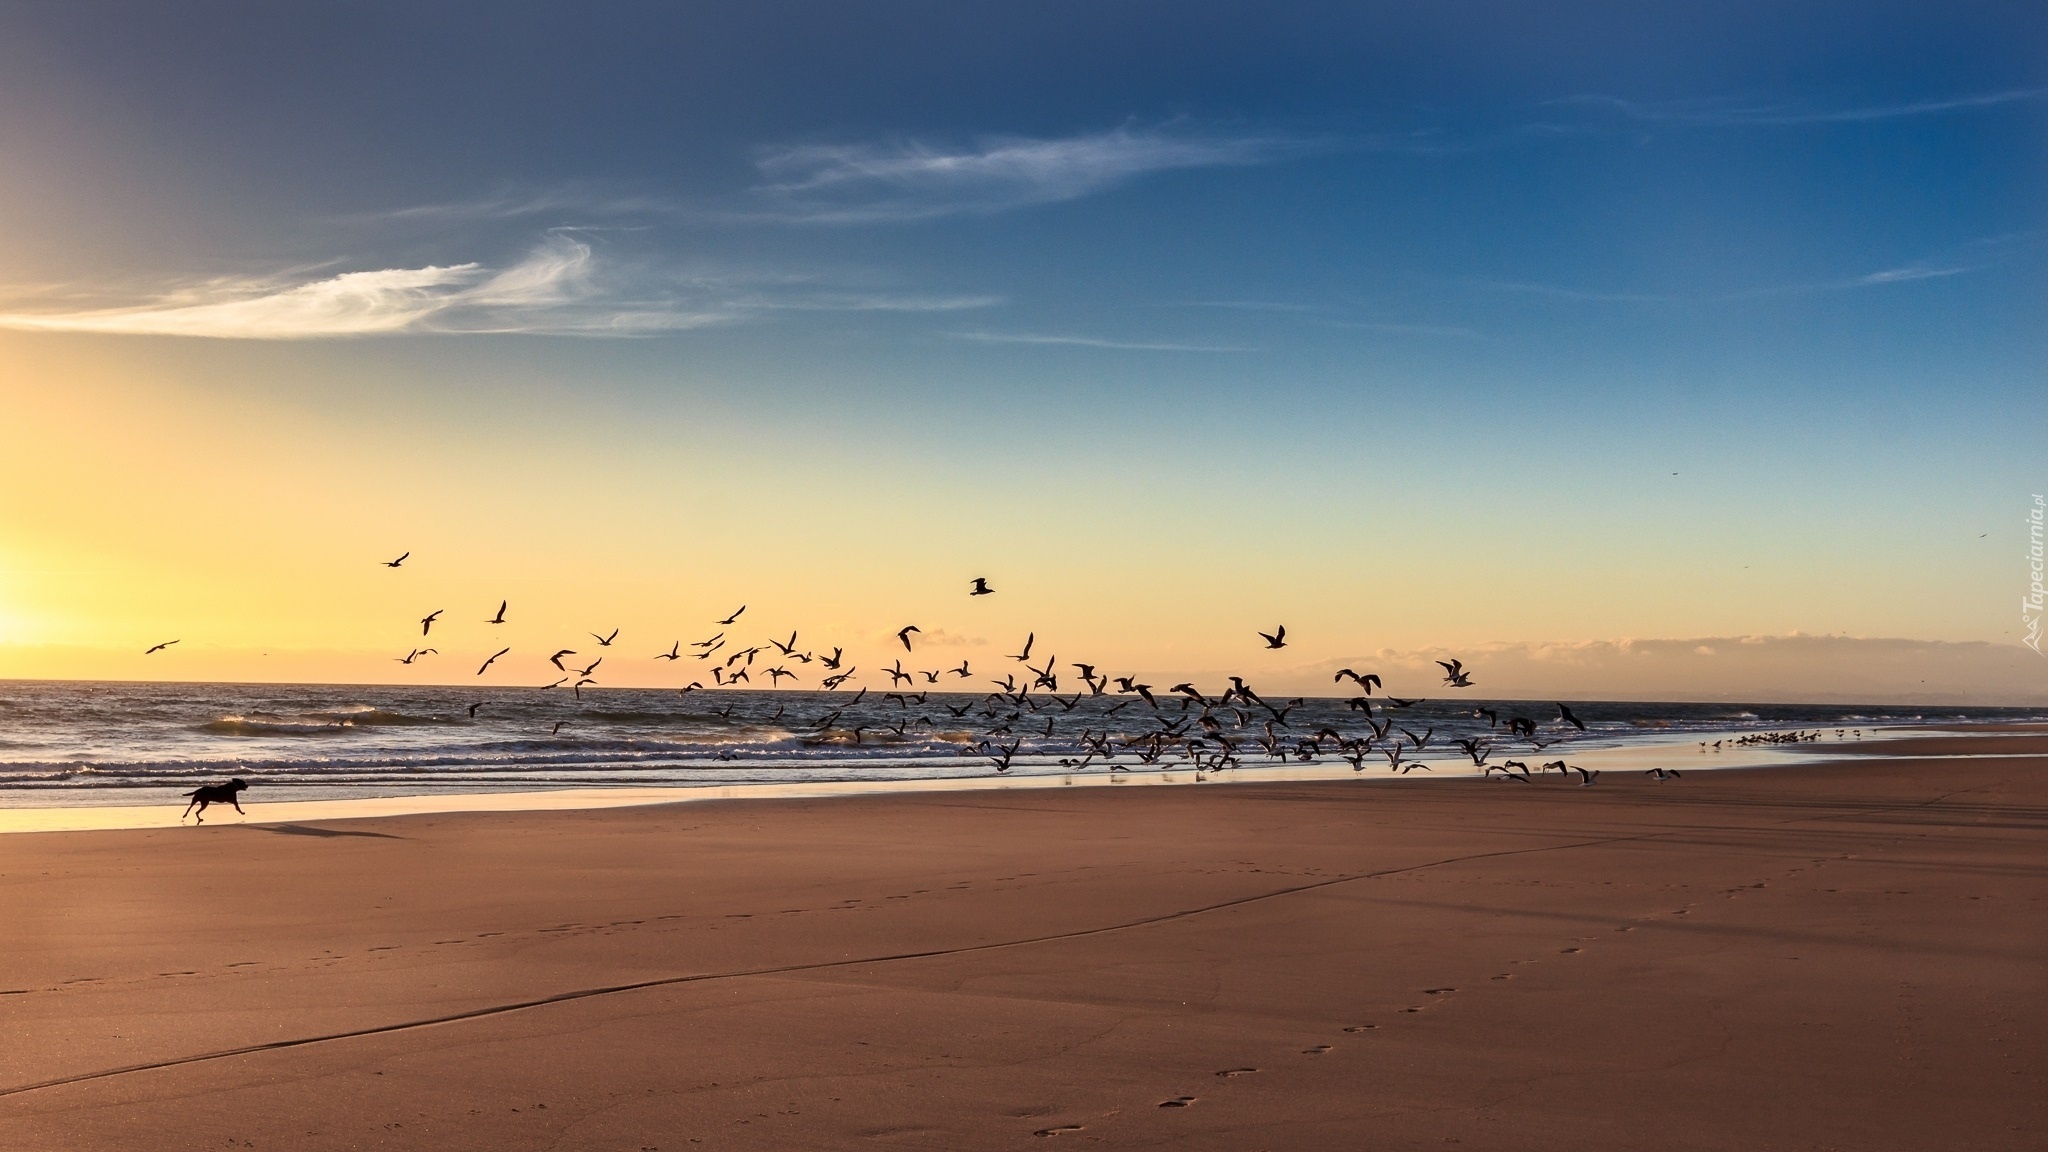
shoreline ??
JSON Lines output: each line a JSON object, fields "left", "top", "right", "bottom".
{"left": 0, "top": 731, "right": 1854, "bottom": 834}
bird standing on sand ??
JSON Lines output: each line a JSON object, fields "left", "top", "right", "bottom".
{"left": 145, "top": 640, "right": 180, "bottom": 654}
{"left": 1258, "top": 625, "right": 1287, "bottom": 649}
{"left": 970, "top": 577, "right": 994, "bottom": 596}
{"left": 477, "top": 647, "right": 509, "bottom": 675}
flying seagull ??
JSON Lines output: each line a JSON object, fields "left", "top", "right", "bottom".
{"left": 477, "top": 647, "right": 510, "bottom": 675}
{"left": 1258, "top": 625, "right": 1287, "bottom": 649}
{"left": 970, "top": 577, "right": 994, "bottom": 596}
{"left": 420, "top": 610, "right": 443, "bottom": 636}
{"left": 897, "top": 625, "right": 920, "bottom": 651}
{"left": 144, "top": 640, "right": 180, "bottom": 654}
{"left": 486, "top": 600, "right": 507, "bottom": 625}
{"left": 717, "top": 605, "right": 746, "bottom": 625}
{"left": 1437, "top": 659, "right": 1474, "bottom": 688}
{"left": 591, "top": 628, "right": 618, "bottom": 647}
{"left": 548, "top": 649, "right": 575, "bottom": 671}
{"left": 1557, "top": 703, "right": 1586, "bottom": 731}
{"left": 383, "top": 552, "right": 408, "bottom": 568}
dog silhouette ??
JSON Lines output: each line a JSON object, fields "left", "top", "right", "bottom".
{"left": 181, "top": 779, "right": 249, "bottom": 823}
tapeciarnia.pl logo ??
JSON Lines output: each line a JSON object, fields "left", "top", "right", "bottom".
{"left": 2026, "top": 494, "right": 2045, "bottom": 655}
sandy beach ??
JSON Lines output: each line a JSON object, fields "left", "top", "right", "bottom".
{"left": 2, "top": 740, "right": 2041, "bottom": 1150}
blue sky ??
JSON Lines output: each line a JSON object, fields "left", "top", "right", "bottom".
{"left": 0, "top": 2, "right": 2043, "bottom": 697}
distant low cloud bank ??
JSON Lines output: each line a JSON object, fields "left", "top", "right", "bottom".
{"left": 1228, "top": 635, "right": 2048, "bottom": 705}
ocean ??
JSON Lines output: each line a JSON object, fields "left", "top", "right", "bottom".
{"left": 0, "top": 679, "right": 2039, "bottom": 808}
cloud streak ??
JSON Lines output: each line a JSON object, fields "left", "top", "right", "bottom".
{"left": 750, "top": 125, "right": 1319, "bottom": 223}
{"left": 0, "top": 237, "right": 998, "bottom": 339}
{"left": 950, "top": 331, "right": 1253, "bottom": 353}
{"left": 1551, "top": 88, "right": 2046, "bottom": 128}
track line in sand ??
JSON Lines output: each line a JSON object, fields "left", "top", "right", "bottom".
{"left": 1, "top": 781, "right": 1994, "bottom": 1101}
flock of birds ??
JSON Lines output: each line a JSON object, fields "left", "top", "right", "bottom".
{"left": 140, "top": 551, "right": 1707, "bottom": 788}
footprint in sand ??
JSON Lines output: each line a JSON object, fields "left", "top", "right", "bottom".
{"left": 1561, "top": 947, "right": 1581, "bottom": 954}
{"left": 1033, "top": 1124, "right": 1084, "bottom": 1137}
{"left": 1424, "top": 987, "right": 1456, "bottom": 996}
{"left": 1342, "top": 1025, "right": 1376, "bottom": 1033}
{"left": 1303, "top": 1044, "right": 1333, "bottom": 1054}
{"left": 1158, "top": 1096, "right": 1197, "bottom": 1108}
{"left": 1216, "top": 1068, "right": 1259, "bottom": 1077}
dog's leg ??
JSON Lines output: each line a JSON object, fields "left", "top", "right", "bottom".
{"left": 181, "top": 798, "right": 198, "bottom": 821}
{"left": 230, "top": 798, "right": 245, "bottom": 815}
{"left": 194, "top": 799, "right": 208, "bottom": 824}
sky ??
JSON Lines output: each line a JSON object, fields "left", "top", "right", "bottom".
{"left": 0, "top": 1, "right": 2043, "bottom": 702}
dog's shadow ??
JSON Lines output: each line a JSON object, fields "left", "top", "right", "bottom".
{"left": 253, "top": 823, "right": 406, "bottom": 841}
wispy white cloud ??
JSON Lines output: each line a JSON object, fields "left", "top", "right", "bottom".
{"left": 1453, "top": 259, "right": 1984, "bottom": 306}
{"left": 750, "top": 125, "right": 1321, "bottom": 223}
{"left": 1551, "top": 88, "right": 2046, "bottom": 128}
{"left": 950, "top": 331, "right": 1253, "bottom": 353}
{"left": 0, "top": 237, "right": 999, "bottom": 339}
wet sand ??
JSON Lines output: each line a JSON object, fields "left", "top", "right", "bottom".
{"left": 2, "top": 748, "right": 2041, "bottom": 1150}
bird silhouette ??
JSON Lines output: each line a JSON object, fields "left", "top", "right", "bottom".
{"left": 1010, "top": 632, "right": 1035, "bottom": 662}
{"left": 591, "top": 628, "right": 618, "bottom": 647}
{"left": 420, "top": 610, "right": 443, "bottom": 636}
{"left": 486, "top": 600, "right": 507, "bottom": 625}
{"left": 1333, "top": 669, "right": 1381, "bottom": 693}
{"left": 1556, "top": 703, "right": 1586, "bottom": 731}
{"left": 656, "top": 641, "right": 682, "bottom": 661}
{"left": 477, "top": 647, "right": 510, "bottom": 675}
{"left": 1437, "top": 659, "right": 1474, "bottom": 688}
{"left": 144, "top": 640, "right": 180, "bottom": 655}
{"left": 548, "top": 649, "right": 576, "bottom": 671}
{"left": 717, "top": 605, "right": 746, "bottom": 625}
{"left": 897, "top": 625, "right": 920, "bottom": 651}
{"left": 970, "top": 577, "right": 994, "bottom": 596}
{"left": 1258, "top": 625, "right": 1287, "bottom": 649}
{"left": 383, "top": 552, "right": 408, "bottom": 568}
